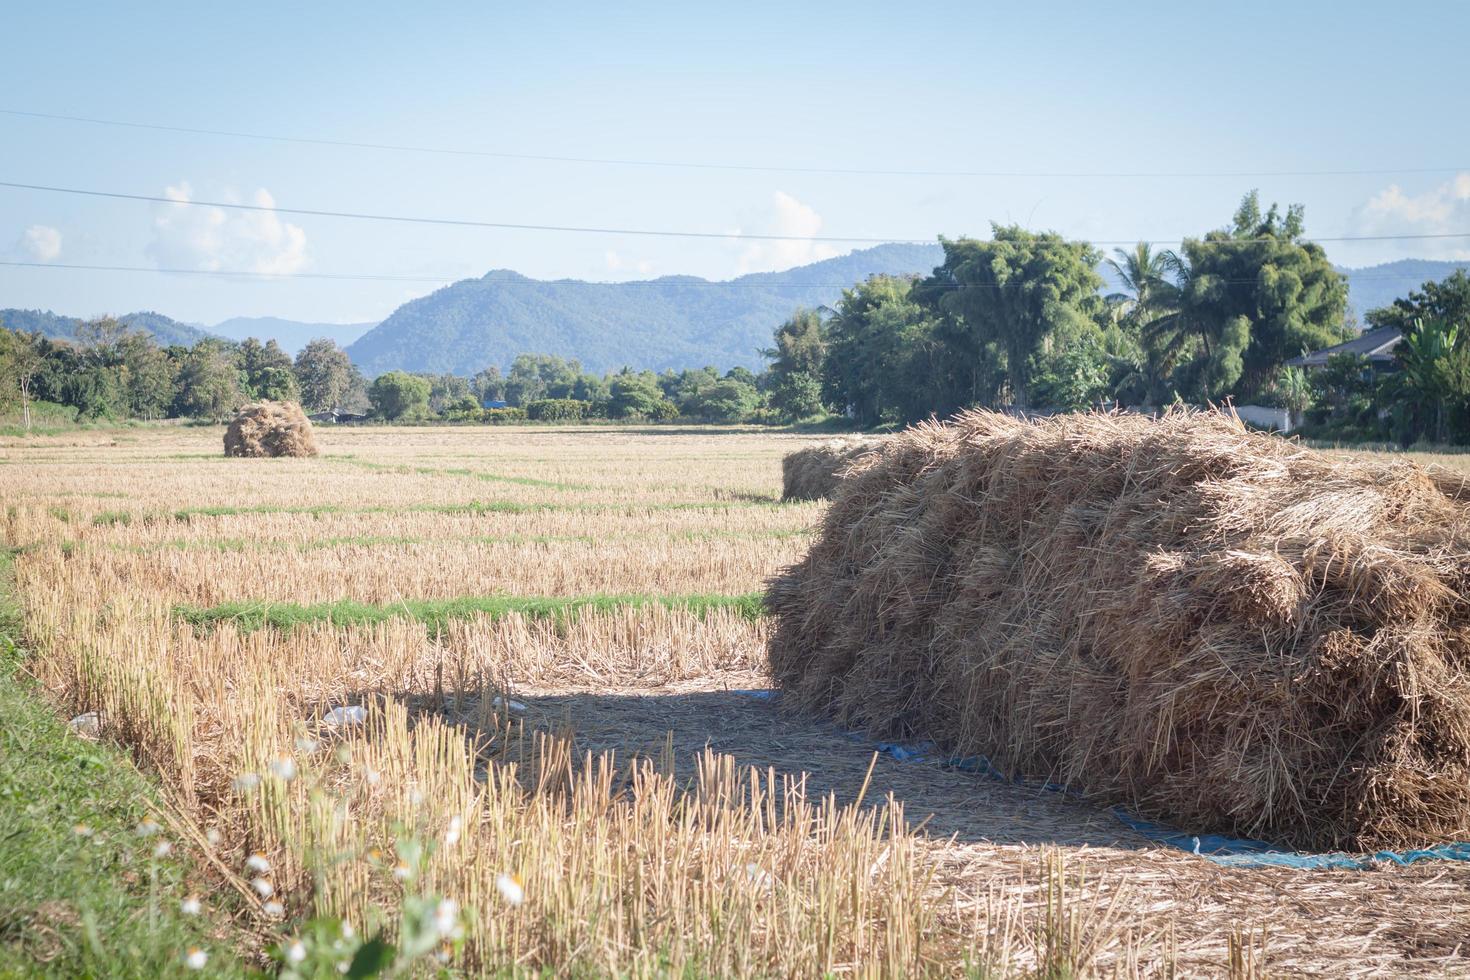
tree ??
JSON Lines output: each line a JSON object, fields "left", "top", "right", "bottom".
{"left": 1033, "top": 336, "right": 1113, "bottom": 411}
{"left": 607, "top": 372, "right": 674, "bottom": 419}
{"left": 238, "top": 338, "right": 298, "bottom": 401}
{"left": 1367, "top": 270, "right": 1470, "bottom": 334}
{"left": 821, "top": 275, "right": 946, "bottom": 425}
{"left": 505, "top": 354, "right": 582, "bottom": 405}
{"left": 1104, "top": 242, "right": 1175, "bottom": 324}
{"left": 1162, "top": 192, "right": 1349, "bottom": 400}
{"left": 173, "top": 340, "right": 244, "bottom": 421}
{"left": 421, "top": 373, "right": 471, "bottom": 412}
{"left": 683, "top": 378, "right": 760, "bottom": 422}
{"left": 118, "top": 332, "right": 176, "bottom": 419}
{"left": 0, "top": 328, "right": 45, "bottom": 430}
{"left": 1383, "top": 318, "right": 1470, "bottom": 443}
{"left": 762, "top": 308, "right": 830, "bottom": 421}
{"left": 470, "top": 365, "right": 507, "bottom": 403}
{"left": 1310, "top": 353, "right": 1375, "bottom": 422}
{"left": 368, "top": 371, "right": 431, "bottom": 420}
{"left": 294, "top": 339, "right": 354, "bottom": 411}
{"left": 921, "top": 228, "right": 1104, "bottom": 412}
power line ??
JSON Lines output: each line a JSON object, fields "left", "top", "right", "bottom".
{"left": 2, "top": 107, "right": 1463, "bottom": 180}
{"left": 0, "top": 180, "right": 923, "bottom": 244}
{"left": 3, "top": 179, "right": 1470, "bottom": 247}
{"left": 1, "top": 259, "right": 1460, "bottom": 290}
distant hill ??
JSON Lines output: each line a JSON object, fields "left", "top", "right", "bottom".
{"left": 0, "top": 308, "right": 215, "bottom": 347}
{"left": 211, "top": 316, "right": 377, "bottom": 355}
{"left": 346, "top": 243, "right": 947, "bottom": 376}
{"left": 1337, "top": 259, "right": 1470, "bottom": 317}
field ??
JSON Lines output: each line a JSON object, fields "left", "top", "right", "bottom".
{"left": 3, "top": 423, "right": 1469, "bottom": 977}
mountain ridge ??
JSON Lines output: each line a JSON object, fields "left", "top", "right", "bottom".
{"left": 345, "top": 243, "right": 949, "bottom": 376}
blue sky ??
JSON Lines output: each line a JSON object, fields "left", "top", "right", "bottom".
{"left": 3, "top": 0, "right": 1468, "bottom": 325}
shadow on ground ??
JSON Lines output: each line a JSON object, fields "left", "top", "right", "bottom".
{"left": 345, "top": 684, "right": 1155, "bottom": 851}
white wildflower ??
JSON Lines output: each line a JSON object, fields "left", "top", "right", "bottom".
{"left": 433, "top": 898, "right": 459, "bottom": 938}
{"left": 443, "top": 815, "right": 462, "bottom": 847}
{"left": 245, "top": 852, "right": 271, "bottom": 873}
{"left": 286, "top": 939, "right": 306, "bottom": 964}
{"left": 495, "top": 872, "right": 524, "bottom": 907}
{"left": 392, "top": 862, "right": 413, "bottom": 882}
{"left": 181, "top": 895, "right": 201, "bottom": 915}
{"left": 72, "top": 823, "right": 93, "bottom": 838}
{"left": 232, "top": 773, "right": 261, "bottom": 793}
{"left": 153, "top": 840, "right": 173, "bottom": 858}
{"left": 252, "top": 876, "right": 274, "bottom": 898}
{"left": 268, "top": 756, "right": 297, "bottom": 781}
{"left": 184, "top": 947, "right": 208, "bottom": 970}
{"left": 263, "top": 899, "right": 284, "bottom": 917}
{"left": 135, "top": 817, "right": 160, "bottom": 837}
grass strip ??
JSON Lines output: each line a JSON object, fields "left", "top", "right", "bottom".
{"left": 0, "top": 548, "right": 246, "bottom": 976}
{"left": 102, "top": 526, "right": 811, "bottom": 555}
{"left": 164, "top": 497, "right": 790, "bottom": 523}
{"left": 176, "top": 591, "right": 766, "bottom": 634}
{"left": 327, "top": 454, "right": 591, "bottom": 491}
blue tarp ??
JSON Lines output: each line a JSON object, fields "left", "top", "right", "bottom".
{"left": 730, "top": 689, "right": 1470, "bottom": 869}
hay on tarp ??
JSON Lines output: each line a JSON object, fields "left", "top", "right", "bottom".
{"left": 781, "top": 439, "right": 883, "bottom": 501}
{"left": 765, "top": 409, "right": 1470, "bottom": 851}
{"left": 223, "top": 401, "right": 318, "bottom": 458}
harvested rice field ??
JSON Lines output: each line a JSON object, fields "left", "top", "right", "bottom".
{"left": 4, "top": 422, "right": 1470, "bottom": 977}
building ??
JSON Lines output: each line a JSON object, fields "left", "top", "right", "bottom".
{"left": 1284, "top": 326, "right": 1402, "bottom": 373}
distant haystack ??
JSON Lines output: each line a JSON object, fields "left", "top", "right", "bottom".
{"left": 781, "top": 439, "right": 883, "bottom": 502}
{"left": 224, "top": 401, "right": 318, "bottom": 458}
{"left": 767, "top": 409, "right": 1470, "bottom": 851}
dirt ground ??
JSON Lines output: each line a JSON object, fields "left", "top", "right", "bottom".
{"left": 476, "top": 671, "right": 1470, "bottom": 977}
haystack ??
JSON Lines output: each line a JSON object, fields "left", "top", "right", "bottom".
{"left": 781, "top": 439, "right": 883, "bottom": 501}
{"left": 766, "top": 409, "right": 1470, "bottom": 851}
{"left": 223, "top": 401, "right": 318, "bottom": 458}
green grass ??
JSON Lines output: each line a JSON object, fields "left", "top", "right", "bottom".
{"left": 96, "top": 526, "right": 810, "bottom": 556}
{"left": 176, "top": 591, "right": 766, "bottom": 634}
{"left": 327, "top": 454, "right": 592, "bottom": 491}
{"left": 90, "top": 511, "right": 132, "bottom": 527}
{"left": 0, "top": 548, "right": 247, "bottom": 977}
{"left": 159, "top": 497, "right": 791, "bottom": 524}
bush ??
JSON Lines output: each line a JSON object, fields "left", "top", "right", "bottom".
{"left": 525, "top": 398, "right": 587, "bottom": 422}
{"left": 481, "top": 407, "right": 529, "bottom": 424}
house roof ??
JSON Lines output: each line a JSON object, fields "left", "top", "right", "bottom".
{"left": 1285, "top": 326, "right": 1402, "bottom": 368}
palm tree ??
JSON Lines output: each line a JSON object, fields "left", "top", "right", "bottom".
{"left": 1104, "top": 245, "right": 1190, "bottom": 404}
{"left": 1104, "top": 243, "right": 1176, "bottom": 323}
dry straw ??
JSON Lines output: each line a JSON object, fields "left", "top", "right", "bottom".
{"left": 224, "top": 401, "right": 319, "bottom": 458}
{"left": 766, "top": 409, "right": 1470, "bottom": 851}
{"left": 780, "top": 438, "right": 882, "bottom": 502}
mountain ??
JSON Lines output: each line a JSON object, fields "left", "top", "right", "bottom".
{"left": 0, "top": 308, "right": 215, "bottom": 346}
{"left": 1337, "top": 260, "right": 1470, "bottom": 317}
{"left": 346, "top": 243, "right": 947, "bottom": 376}
{"left": 211, "top": 316, "right": 377, "bottom": 355}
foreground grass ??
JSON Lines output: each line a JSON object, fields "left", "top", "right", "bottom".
{"left": 177, "top": 590, "right": 766, "bottom": 633}
{"left": 0, "top": 550, "right": 245, "bottom": 977}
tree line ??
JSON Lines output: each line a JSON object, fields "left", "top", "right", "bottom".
{"left": 762, "top": 191, "right": 1470, "bottom": 445}
{"left": 3, "top": 189, "right": 1468, "bottom": 441}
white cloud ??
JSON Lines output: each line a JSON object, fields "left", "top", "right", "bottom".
{"left": 1348, "top": 173, "right": 1470, "bottom": 260}
{"left": 604, "top": 249, "right": 655, "bottom": 276}
{"left": 735, "top": 191, "right": 841, "bottom": 274}
{"left": 146, "top": 182, "right": 308, "bottom": 274}
{"left": 22, "top": 225, "right": 62, "bottom": 262}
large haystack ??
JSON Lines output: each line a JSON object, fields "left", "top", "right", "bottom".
{"left": 781, "top": 439, "right": 883, "bottom": 502}
{"left": 766, "top": 409, "right": 1470, "bottom": 851}
{"left": 223, "top": 401, "right": 318, "bottom": 458}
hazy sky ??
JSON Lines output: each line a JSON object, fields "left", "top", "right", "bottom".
{"left": 3, "top": 0, "right": 1468, "bottom": 325}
